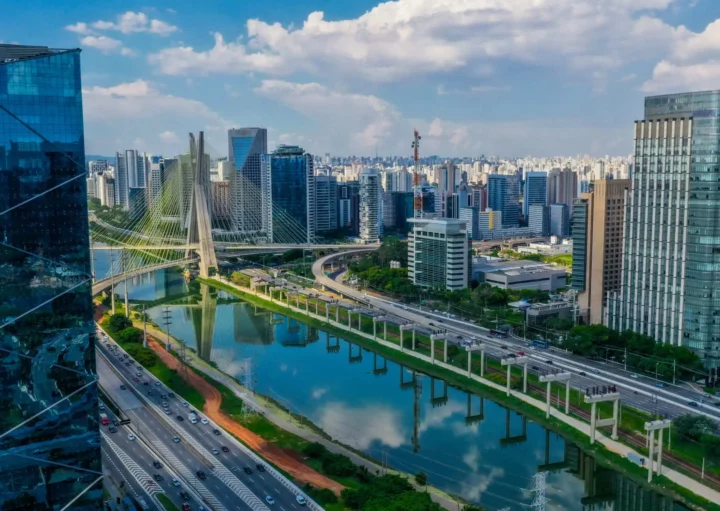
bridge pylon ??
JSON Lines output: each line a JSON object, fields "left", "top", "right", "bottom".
{"left": 186, "top": 131, "right": 218, "bottom": 278}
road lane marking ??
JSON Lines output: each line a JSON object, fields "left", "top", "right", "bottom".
{"left": 273, "top": 488, "right": 279, "bottom": 494}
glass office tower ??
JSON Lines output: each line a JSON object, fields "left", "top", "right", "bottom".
{"left": 263, "top": 145, "right": 315, "bottom": 244}
{"left": 0, "top": 45, "right": 101, "bottom": 509}
{"left": 609, "top": 90, "right": 720, "bottom": 368}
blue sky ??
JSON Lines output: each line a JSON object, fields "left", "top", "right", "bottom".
{"left": 4, "top": 0, "right": 720, "bottom": 157}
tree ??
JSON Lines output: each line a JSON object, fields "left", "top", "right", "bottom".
{"left": 107, "top": 313, "right": 132, "bottom": 333}
{"left": 365, "top": 491, "right": 442, "bottom": 510}
{"left": 116, "top": 327, "right": 144, "bottom": 344}
{"left": 414, "top": 472, "right": 427, "bottom": 486}
{"left": 674, "top": 414, "right": 716, "bottom": 441}
{"left": 702, "top": 434, "right": 720, "bottom": 464}
{"left": 303, "top": 442, "right": 328, "bottom": 459}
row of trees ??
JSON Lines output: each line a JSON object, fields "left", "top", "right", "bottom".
{"left": 563, "top": 324, "right": 704, "bottom": 381}
{"left": 674, "top": 414, "right": 720, "bottom": 465}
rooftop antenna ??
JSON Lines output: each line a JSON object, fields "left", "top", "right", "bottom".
{"left": 411, "top": 130, "right": 423, "bottom": 218}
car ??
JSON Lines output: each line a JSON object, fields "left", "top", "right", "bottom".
{"left": 168, "top": 392, "right": 175, "bottom": 398}
{"left": 163, "top": 402, "right": 169, "bottom": 408}
{"left": 545, "top": 360, "right": 553, "bottom": 365}
{"left": 507, "top": 353, "right": 516, "bottom": 358}
{"left": 212, "top": 429, "right": 221, "bottom": 436}
{"left": 99, "top": 404, "right": 105, "bottom": 411}
{"left": 578, "top": 371, "right": 587, "bottom": 376}
{"left": 143, "top": 381, "right": 149, "bottom": 386}
{"left": 153, "top": 461, "right": 163, "bottom": 469}
{"left": 125, "top": 362, "right": 131, "bottom": 367}
{"left": 703, "top": 393, "right": 712, "bottom": 398}
{"left": 221, "top": 446, "right": 229, "bottom": 453}
{"left": 656, "top": 383, "right": 665, "bottom": 388}
{"left": 531, "top": 365, "right": 539, "bottom": 371}
{"left": 296, "top": 495, "right": 307, "bottom": 506}
{"left": 182, "top": 504, "right": 191, "bottom": 511}
{"left": 715, "top": 402, "right": 720, "bottom": 407}
{"left": 120, "top": 385, "right": 127, "bottom": 390}
{"left": 256, "top": 464, "right": 266, "bottom": 472}
{"left": 501, "top": 345, "right": 508, "bottom": 350}
{"left": 136, "top": 372, "right": 142, "bottom": 377}
{"left": 196, "top": 470, "right": 207, "bottom": 480}
{"left": 179, "top": 491, "right": 190, "bottom": 501}
{"left": 212, "top": 448, "right": 220, "bottom": 455}
{"left": 173, "top": 436, "right": 181, "bottom": 443}
{"left": 108, "top": 427, "right": 117, "bottom": 433}
{"left": 201, "top": 418, "right": 209, "bottom": 425}
{"left": 113, "top": 419, "right": 119, "bottom": 426}
{"left": 128, "top": 434, "right": 136, "bottom": 441}
{"left": 243, "top": 466, "right": 253, "bottom": 474}
{"left": 164, "top": 409, "right": 171, "bottom": 415}
{"left": 161, "top": 395, "right": 167, "bottom": 400}
{"left": 428, "top": 322, "right": 435, "bottom": 326}
{"left": 148, "top": 391, "right": 153, "bottom": 396}
{"left": 630, "top": 373, "right": 639, "bottom": 379}
{"left": 517, "top": 351, "right": 525, "bottom": 356}
{"left": 172, "top": 478, "right": 181, "bottom": 487}
{"left": 688, "top": 401, "right": 699, "bottom": 407}
{"left": 123, "top": 354, "right": 128, "bottom": 359}
{"left": 133, "top": 377, "right": 139, "bottom": 382}
{"left": 529, "top": 346, "right": 537, "bottom": 350}
{"left": 456, "top": 335, "right": 462, "bottom": 340}
{"left": 592, "top": 368, "right": 601, "bottom": 374}
{"left": 265, "top": 496, "right": 275, "bottom": 505}
{"left": 176, "top": 416, "right": 184, "bottom": 421}
{"left": 155, "top": 381, "right": 161, "bottom": 386}
{"left": 437, "top": 319, "right": 444, "bottom": 323}
{"left": 183, "top": 402, "right": 189, "bottom": 407}
{"left": 153, "top": 474, "right": 163, "bottom": 482}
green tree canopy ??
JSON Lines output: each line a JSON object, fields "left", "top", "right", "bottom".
{"left": 107, "top": 313, "right": 132, "bottom": 333}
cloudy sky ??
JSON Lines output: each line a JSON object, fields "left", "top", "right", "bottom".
{"left": 5, "top": 0, "right": 720, "bottom": 157}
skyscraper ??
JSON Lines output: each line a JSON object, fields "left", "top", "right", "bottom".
{"left": 487, "top": 174, "right": 520, "bottom": 227}
{"left": 228, "top": 128, "right": 267, "bottom": 235}
{"left": 314, "top": 175, "right": 338, "bottom": 233}
{"left": 359, "top": 168, "right": 381, "bottom": 244}
{"left": 408, "top": 218, "right": 469, "bottom": 290}
{"left": 528, "top": 204, "right": 549, "bottom": 236}
{"left": 114, "top": 150, "right": 129, "bottom": 209}
{"left": 549, "top": 203, "right": 570, "bottom": 237}
{"left": 547, "top": 168, "right": 578, "bottom": 207}
{"left": 572, "top": 179, "right": 630, "bottom": 324}
{"left": 263, "top": 145, "right": 315, "bottom": 243}
{"left": 0, "top": 44, "right": 101, "bottom": 509}
{"left": 609, "top": 90, "right": 720, "bottom": 367}
{"left": 523, "top": 172, "right": 547, "bottom": 217}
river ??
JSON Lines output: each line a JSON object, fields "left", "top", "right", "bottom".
{"left": 119, "top": 269, "right": 684, "bottom": 511}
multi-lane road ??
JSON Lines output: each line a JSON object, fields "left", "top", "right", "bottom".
{"left": 96, "top": 327, "right": 315, "bottom": 511}
{"left": 306, "top": 251, "right": 720, "bottom": 424}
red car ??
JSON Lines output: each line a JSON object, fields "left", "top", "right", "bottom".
{"left": 182, "top": 504, "right": 191, "bottom": 511}
{"left": 133, "top": 377, "right": 139, "bottom": 382}
{"left": 517, "top": 352, "right": 525, "bottom": 356}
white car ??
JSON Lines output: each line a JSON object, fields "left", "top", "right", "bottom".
{"left": 128, "top": 434, "right": 136, "bottom": 441}
{"left": 172, "top": 478, "right": 181, "bottom": 487}
{"left": 182, "top": 402, "right": 189, "bottom": 407}
{"left": 200, "top": 418, "right": 209, "bottom": 425}
{"left": 295, "top": 495, "right": 307, "bottom": 506}
{"left": 265, "top": 496, "right": 275, "bottom": 506}
{"left": 212, "top": 448, "right": 220, "bottom": 455}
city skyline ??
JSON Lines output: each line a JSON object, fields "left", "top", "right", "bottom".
{"left": 4, "top": 1, "right": 720, "bottom": 157}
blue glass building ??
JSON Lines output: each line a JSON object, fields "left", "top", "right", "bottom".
{"left": 228, "top": 128, "right": 267, "bottom": 235}
{"left": 523, "top": 171, "right": 547, "bottom": 217}
{"left": 0, "top": 45, "right": 101, "bottom": 509}
{"left": 487, "top": 174, "right": 520, "bottom": 227}
{"left": 263, "top": 145, "right": 315, "bottom": 243}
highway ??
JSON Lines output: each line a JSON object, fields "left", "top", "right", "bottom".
{"left": 306, "top": 251, "right": 720, "bottom": 424}
{"left": 96, "top": 328, "right": 314, "bottom": 511}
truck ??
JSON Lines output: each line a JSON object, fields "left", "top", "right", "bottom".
{"left": 188, "top": 412, "right": 198, "bottom": 424}
{"left": 100, "top": 413, "right": 109, "bottom": 426}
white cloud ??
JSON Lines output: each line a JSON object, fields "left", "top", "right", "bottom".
{"left": 159, "top": 130, "right": 179, "bottom": 143}
{"left": 80, "top": 36, "right": 134, "bottom": 56}
{"left": 82, "top": 79, "right": 234, "bottom": 155}
{"left": 311, "top": 388, "right": 328, "bottom": 399}
{"left": 254, "top": 80, "right": 401, "bottom": 151}
{"left": 437, "top": 84, "right": 510, "bottom": 95}
{"left": 65, "top": 22, "right": 94, "bottom": 35}
{"left": 643, "top": 19, "right": 720, "bottom": 93}
{"left": 148, "top": 0, "right": 685, "bottom": 85}
{"left": 316, "top": 402, "right": 406, "bottom": 450}
{"left": 74, "top": 11, "right": 178, "bottom": 37}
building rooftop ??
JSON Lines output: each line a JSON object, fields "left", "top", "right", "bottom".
{"left": 0, "top": 44, "right": 77, "bottom": 64}
{"left": 473, "top": 259, "right": 562, "bottom": 276}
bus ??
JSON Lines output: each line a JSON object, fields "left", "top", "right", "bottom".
{"left": 532, "top": 339, "right": 549, "bottom": 349}
{"left": 100, "top": 413, "right": 109, "bottom": 426}
{"left": 490, "top": 329, "right": 509, "bottom": 338}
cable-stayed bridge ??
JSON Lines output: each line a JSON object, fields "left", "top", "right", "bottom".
{"left": 90, "top": 132, "right": 378, "bottom": 287}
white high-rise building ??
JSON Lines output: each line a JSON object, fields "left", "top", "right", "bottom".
{"left": 228, "top": 128, "right": 268, "bottom": 235}
{"left": 359, "top": 168, "right": 381, "bottom": 244}
{"left": 408, "top": 217, "right": 469, "bottom": 291}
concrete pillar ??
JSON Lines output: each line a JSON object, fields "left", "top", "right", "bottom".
{"left": 612, "top": 399, "right": 619, "bottom": 440}
{"left": 545, "top": 382, "right": 552, "bottom": 418}
{"left": 523, "top": 363, "right": 528, "bottom": 393}
{"left": 506, "top": 364, "right": 511, "bottom": 396}
{"left": 336, "top": 306, "right": 339, "bottom": 323}
{"left": 467, "top": 351, "right": 472, "bottom": 377}
{"left": 480, "top": 350, "right": 485, "bottom": 378}
{"left": 648, "top": 429, "right": 656, "bottom": 482}
{"left": 286, "top": 293, "right": 289, "bottom": 306}
{"left": 357, "top": 313, "right": 361, "bottom": 331}
{"left": 431, "top": 337, "right": 435, "bottom": 364}
{"left": 383, "top": 321, "right": 387, "bottom": 341}
{"left": 565, "top": 381, "right": 570, "bottom": 414}
{"left": 124, "top": 282, "right": 129, "bottom": 317}
{"left": 443, "top": 339, "right": 448, "bottom": 362}
{"left": 412, "top": 329, "right": 416, "bottom": 350}
{"left": 400, "top": 329, "right": 404, "bottom": 351}
{"left": 590, "top": 402, "right": 597, "bottom": 445}
{"left": 373, "top": 320, "right": 377, "bottom": 340}
{"left": 347, "top": 310, "right": 352, "bottom": 329}
{"left": 657, "top": 428, "right": 664, "bottom": 476}
{"left": 326, "top": 305, "right": 329, "bottom": 321}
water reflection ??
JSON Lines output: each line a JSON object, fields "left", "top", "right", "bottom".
{"left": 133, "top": 275, "right": 686, "bottom": 511}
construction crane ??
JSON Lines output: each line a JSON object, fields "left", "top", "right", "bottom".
{"left": 411, "top": 130, "right": 423, "bottom": 218}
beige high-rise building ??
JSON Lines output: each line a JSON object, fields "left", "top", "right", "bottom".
{"left": 571, "top": 179, "right": 630, "bottom": 324}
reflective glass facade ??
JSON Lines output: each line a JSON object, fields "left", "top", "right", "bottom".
{"left": 610, "top": 90, "right": 720, "bottom": 367}
{"left": 0, "top": 47, "right": 101, "bottom": 509}
{"left": 228, "top": 128, "right": 267, "bottom": 234}
{"left": 487, "top": 174, "right": 520, "bottom": 227}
